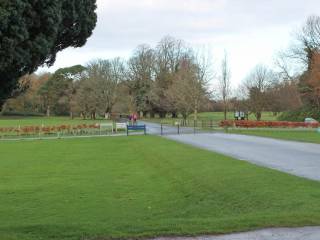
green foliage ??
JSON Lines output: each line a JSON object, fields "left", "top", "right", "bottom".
{"left": 1, "top": 136, "right": 320, "bottom": 239}
{"left": 38, "top": 65, "right": 86, "bottom": 115}
{"left": 0, "top": 0, "right": 97, "bottom": 106}
{"left": 0, "top": 111, "right": 45, "bottom": 117}
{"left": 278, "top": 107, "right": 320, "bottom": 122}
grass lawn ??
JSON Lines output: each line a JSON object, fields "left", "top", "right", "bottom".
{"left": 191, "top": 112, "right": 279, "bottom": 121}
{"left": 145, "top": 112, "right": 279, "bottom": 124}
{"left": 1, "top": 136, "right": 320, "bottom": 240}
{"left": 0, "top": 116, "right": 108, "bottom": 127}
{"left": 229, "top": 129, "right": 320, "bottom": 144}
{"left": 0, "top": 112, "right": 278, "bottom": 128}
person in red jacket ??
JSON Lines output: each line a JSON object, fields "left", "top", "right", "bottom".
{"left": 133, "top": 113, "right": 138, "bottom": 125}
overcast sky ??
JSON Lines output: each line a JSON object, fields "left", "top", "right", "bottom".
{"left": 39, "top": 0, "right": 320, "bottom": 86}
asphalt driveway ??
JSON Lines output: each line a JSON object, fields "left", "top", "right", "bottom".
{"left": 142, "top": 121, "right": 320, "bottom": 181}
{"left": 166, "top": 132, "right": 320, "bottom": 181}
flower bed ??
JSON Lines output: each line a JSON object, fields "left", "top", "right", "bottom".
{"left": 0, "top": 124, "right": 101, "bottom": 137}
{"left": 220, "top": 120, "right": 320, "bottom": 128}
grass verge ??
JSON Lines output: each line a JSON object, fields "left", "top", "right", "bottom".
{"left": 229, "top": 129, "right": 320, "bottom": 144}
{"left": 1, "top": 136, "right": 320, "bottom": 239}
{"left": 0, "top": 116, "right": 108, "bottom": 127}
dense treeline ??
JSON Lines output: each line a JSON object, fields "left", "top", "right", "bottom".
{"left": 3, "top": 37, "right": 211, "bottom": 120}
{"left": 3, "top": 16, "right": 320, "bottom": 122}
{"left": 228, "top": 15, "right": 320, "bottom": 121}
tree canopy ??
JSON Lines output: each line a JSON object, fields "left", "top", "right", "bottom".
{"left": 0, "top": 0, "right": 97, "bottom": 108}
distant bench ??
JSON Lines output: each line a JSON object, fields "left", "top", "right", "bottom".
{"left": 127, "top": 125, "right": 147, "bottom": 136}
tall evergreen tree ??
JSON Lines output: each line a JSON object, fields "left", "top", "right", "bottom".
{"left": 0, "top": 0, "right": 97, "bottom": 109}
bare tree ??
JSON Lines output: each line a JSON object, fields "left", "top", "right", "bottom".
{"left": 218, "top": 51, "right": 231, "bottom": 120}
{"left": 166, "top": 55, "right": 210, "bottom": 123}
{"left": 277, "top": 16, "right": 320, "bottom": 75}
{"left": 75, "top": 58, "right": 124, "bottom": 119}
{"left": 264, "top": 80, "right": 302, "bottom": 115}
{"left": 151, "top": 36, "right": 190, "bottom": 118}
{"left": 74, "top": 75, "right": 99, "bottom": 119}
{"left": 127, "top": 45, "right": 155, "bottom": 117}
{"left": 193, "top": 47, "right": 213, "bottom": 121}
{"left": 280, "top": 16, "right": 320, "bottom": 111}
{"left": 244, "top": 65, "right": 275, "bottom": 121}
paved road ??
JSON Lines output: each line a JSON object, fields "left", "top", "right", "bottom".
{"left": 166, "top": 133, "right": 320, "bottom": 181}
{"left": 151, "top": 227, "right": 320, "bottom": 240}
{"left": 142, "top": 121, "right": 320, "bottom": 181}
{"left": 142, "top": 121, "right": 195, "bottom": 135}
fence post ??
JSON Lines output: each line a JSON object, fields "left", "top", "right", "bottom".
{"left": 144, "top": 125, "right": 147, "bottom": 135}
{"left": 177, "top": 124, "right": 180, "bottom": 135}
{"left": 161, "top": 124, "right": 163, "bottom": 136}
{"left": 126, "top": 126, "right": 129, "bottom": 136}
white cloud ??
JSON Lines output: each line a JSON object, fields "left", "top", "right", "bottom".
{"left": 39, "top": 0, "right": 320, "bottom": 86}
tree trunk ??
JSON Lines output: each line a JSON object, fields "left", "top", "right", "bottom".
{"left": 223, "top": 102, "right": 227, "bottom": 120}
{"left": 194, "top": 99, "right": 200, "bottom": 122}
{"left": 91, "top": 111, "right": 96, "bottom": 120}
{"left": 194, "top": 104, "right": 198, "bottom": 122}
{"left": 172, "top": 112, "right": 178, "bottom": 118}
{"left": 182, "top": 114, "right": 188, "bottom": 126}
{"left": 0, "top": 102, "right": 6, "bottom": 115}
{"left": 46, "top": 106, "right": 50, "bottom": 117}
{"left": 159, "top": 112, "right": 166, "bottom": 118}
{"left": 256, "top": 112, "right": 262, "bottom": 121}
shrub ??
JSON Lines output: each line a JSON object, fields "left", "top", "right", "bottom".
{"left": 1, "top": 111, "right": 45, "bottom": 117}
{"left": 278, "top": 107, "right": 320, "bottom": 122}
{"left": 220, "top": 120, "right": 319, "bottom": 128}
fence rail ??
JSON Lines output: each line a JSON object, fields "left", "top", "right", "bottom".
{"left": 144, "top": 119, "right": 320, "bottom": 136}
{"left": 1, "top": 119, "right": 318, "bottom": 140}
{"left": 0, "top": 122, "right": 126, "bottom": 141}
{"left": 150, "top": 120, "right": 223, "bottom": 136}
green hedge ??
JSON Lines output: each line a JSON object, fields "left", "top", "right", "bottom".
{"left": 278, "top": 107, "right": 320, "bottom": 122}
{"left": 0, "top": 111, "right": 45, "bottom": 117}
